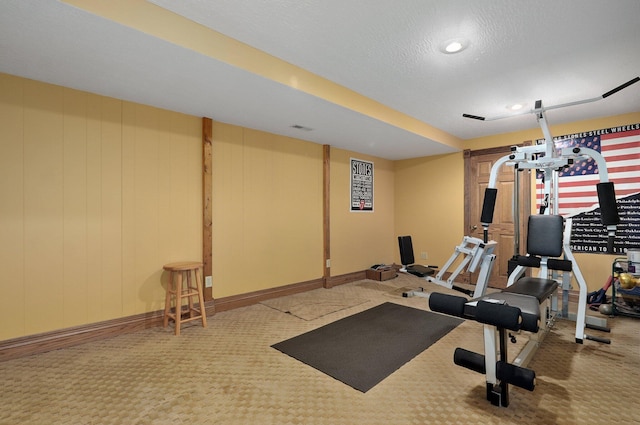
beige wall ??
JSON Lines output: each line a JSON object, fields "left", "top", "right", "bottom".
{"left": 0, "top": 74, "right": 398, "bottom": 341}
{"left": 0, "top": 73, "right": 202, "bottom": 340}
{"left": 211, "top": 124, "right": 324, "bottom": 298}
{"left": 330, "top": 149, "right": 396, "bottom": 275}
{"left": 394, "top": 153, "right": 465, "bottom": 268}
{"left": 208, "top": 123, "right": 402, "bottom": 296}
{"left": 210, "top": 131, "right": 397, "bottom": 295}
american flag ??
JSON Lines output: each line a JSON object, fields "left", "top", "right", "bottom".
{"left": 536, "top": 125, "right": 640, "bottom": 217}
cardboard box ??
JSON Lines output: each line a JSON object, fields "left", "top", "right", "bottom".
{"left": 366, "top": 268, "right": 397, "bottom": 281}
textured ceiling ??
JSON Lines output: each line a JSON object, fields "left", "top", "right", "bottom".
{"left": 1, "top": 0, "right": 639, "bottom": 159}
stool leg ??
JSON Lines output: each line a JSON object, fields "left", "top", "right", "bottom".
{"left": 187, "top": 269, "right": 195, "bottom": 319}
{"left": 163, "top": 271, "right": 173, "bottom": 328}
{"left": 174, "top": 271, "right": 183, "bottom": 336}
{"left": 196, "top": 267, "right": 207, "bottom": 327}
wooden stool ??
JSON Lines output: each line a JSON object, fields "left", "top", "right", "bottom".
{"left": 163, "top": 261, "right": 207, "bottom": 335}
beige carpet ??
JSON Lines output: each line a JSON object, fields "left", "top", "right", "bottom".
{"left": 1, "top": 273, "right": 638, "bottom": 425}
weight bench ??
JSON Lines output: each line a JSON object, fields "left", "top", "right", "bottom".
{"left": 398, "top": 235, "right": 436, "bottom": 278}
{"left": 428, "top": 215, "right": 565, "bottom": 407}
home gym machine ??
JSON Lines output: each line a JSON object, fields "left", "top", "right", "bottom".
{"left": 403, "top": 236, "right": 497, "bottom": 299}
{"left": 472, "top": 95, "right": 627, "bottom": 344}
{"left": 428, "top": 76, "right": 638, "bottom": 407}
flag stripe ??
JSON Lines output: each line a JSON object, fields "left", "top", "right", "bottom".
{"left": 609, "top": 164, "right": 640, "bottom": 174}
{"left": 601, "top": 141, "right": 640, "bottom": 151}
{"left": 535, "top": 174, "right": 640, "bottom": 185}
{"left": 605, "top": 153, "right": 640, "bottom": 162}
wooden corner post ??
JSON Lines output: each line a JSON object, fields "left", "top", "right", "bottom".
{"left": 202, "top": 117, "right": 213, "bottom": 301}
{"left": 323, "top": 145, "right": 331, "bottom": 288}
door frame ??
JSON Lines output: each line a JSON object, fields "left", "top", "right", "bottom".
{"left": 463, "top": 143, "right": 532, "bottom": 284}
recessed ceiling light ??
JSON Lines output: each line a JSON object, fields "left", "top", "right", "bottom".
{"left": 509, "top": 103, "right": 524, "bottom": 111}
{"left": 445, "top": 41, "right": 463, "bottom": 53}
{"left": 440, "top": 38, "right": 468, "bottom": 54}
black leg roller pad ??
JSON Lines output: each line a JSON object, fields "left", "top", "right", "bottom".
{"left": 497, "top": 361, "right": 536, "bottom": 391}
{"left": 428, "top": 292, "right": 467, "bottom": 318}
{"left": 487, "top": 361, "right": 536, "bottom": 407}
{"left": 475, "top": 300, "right": 523, "bottom": 332}
{"left": 454, "top": 348, "right": 486, "bottom": 374}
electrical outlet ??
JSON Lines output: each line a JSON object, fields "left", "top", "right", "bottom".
{"left": 421, "top": 252, "right": 428, "bottom": 260}
{"left": 205, "top": 276, "right": 212, "bottom": 288}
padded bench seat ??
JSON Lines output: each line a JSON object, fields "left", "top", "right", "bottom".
{"left": 503, "top": 277, "right": 558, "bottom": 302}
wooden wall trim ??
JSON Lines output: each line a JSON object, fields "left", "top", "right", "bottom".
{"left": 467, "top": 140, "right": 533, "bottom": 157}
{"left": 0, "top": 311, "right": 164, "bottom": 362}
{"left": 0, "top": 278, "right": 321, "bottom": 361}
{"left": 0, "top": 301, "right": 215, "bottom": 363}
{"left": 214, "top": 278, "right": 324, "bottom": 312}
{"left": 325, "top": 271, "right": 367, "bottom": 288}
{"left": 207, "top": 270, "right": 368, "bottom": 311}
{"left": 463, "top": 149, "right": 472, "bottom": 241}
{"left": 202, "top": 117, "right": 213, "bottom": 301}
{"left": 323, "top": 145, "right": 331, "bottom": 287}
{"left": 0, "top": 270, "right": 371, "bottom": 362}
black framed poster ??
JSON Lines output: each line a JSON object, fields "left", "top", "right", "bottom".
{"left": 350, "top": 158, "right": 373, "bottom": 212}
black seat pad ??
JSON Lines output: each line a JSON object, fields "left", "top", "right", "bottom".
{"left": 503, "top": 277, "right": 558, "bottom": 302}
{"left": 406, "top": 264, "right": 435, "bottom": 277}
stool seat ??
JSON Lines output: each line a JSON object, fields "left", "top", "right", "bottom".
{"left": 163, "top": 261, "right": 203, "bottom": 271}
{"left": 163, "top": 261, "right": 207, "bottom": 335}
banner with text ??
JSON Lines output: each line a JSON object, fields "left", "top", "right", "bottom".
{"left": 535, "top": 123, "right": 640, "bottom": 254}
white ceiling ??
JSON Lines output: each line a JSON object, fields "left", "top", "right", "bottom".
{"left": 1, "top": 0, "right": 639, "bottom": 160}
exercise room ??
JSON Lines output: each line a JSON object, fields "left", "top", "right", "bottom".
{"left": 1, "top": 1, "right": 639, "bottom": 424}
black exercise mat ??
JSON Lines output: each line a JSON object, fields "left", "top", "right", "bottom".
{"left": 271, "top": 302, "right": 463, "bottom": 392}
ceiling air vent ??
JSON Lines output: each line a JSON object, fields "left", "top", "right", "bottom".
{"left": 290, "top": 124, "right": 313, "bottom": 131}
